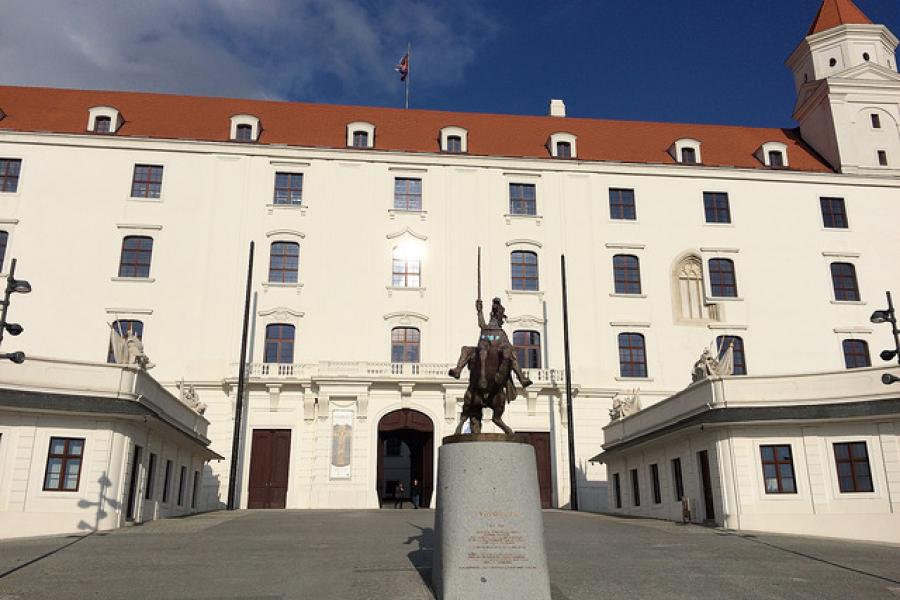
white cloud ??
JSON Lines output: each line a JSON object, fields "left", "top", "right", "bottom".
{"left": 0, "top": 0, "right": 498, "bottom": 103}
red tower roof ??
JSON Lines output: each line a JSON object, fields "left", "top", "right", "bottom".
{"left": 808, "top": 0, "right": 874, "bottom": 35}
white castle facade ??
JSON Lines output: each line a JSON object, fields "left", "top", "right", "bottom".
{"left": 0, "top": 0, "right": 898, "bottom": 531}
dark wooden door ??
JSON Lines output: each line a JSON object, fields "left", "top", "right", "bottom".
{"left": 521, "top": 432, "right": 552, "bottom": 509}
{"left": 248, "top": 429, "right": 291, "bottom": 509}
{"left": 698, "top": 450, "right": 715, "bottom": 521}
{"left": 126, "top": 445, "right": 142, "bottom": 521}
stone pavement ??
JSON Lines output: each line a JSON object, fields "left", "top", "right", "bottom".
{"left": 0, "top": 509, "right": 898, "bottom": 599}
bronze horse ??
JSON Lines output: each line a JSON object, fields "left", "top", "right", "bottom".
{"left": 449, "top": 298, "right": 532, "bottom": 436}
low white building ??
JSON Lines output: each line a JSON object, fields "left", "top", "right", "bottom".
{"left": 594, "top": 366, "right": 900, "bottom": 544}
{"left": 0, "top": 357, "right": 220, "bottom": 539}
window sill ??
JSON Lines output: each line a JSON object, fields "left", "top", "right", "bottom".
{"left": 388, "top": 209, "right": 427, "bottom": 221}
{"left": 504, "top": 213, "right": 543, "bottom": 226}
{"left": 111, "top": 277, "right": 155, "bottom": 283}
{"left": 608, "top": 218, "right": 639, "bottom": 224}
{"left": 615, "top": 377, "right": 653, "bottom": 382}
{"left": 609, "top": 293, "right": 646, "bottom": 299}
{"left": 702, "top": 222, "right": 734, "bottom": 227}
{"left": 386, "top": 286, "right": 426, "bottom": 298}
{"left": 262, "top": 281, "right": 303, "bottom": 294}
{"left": 126, "top": 197, "right": 163, "bottom": 204}
{"left": 831, "top": 300, "right": 866, "bottom": 305}
{"left": 266, "top": 203, "right": 307, "bottom": 216}
{"left": 708, "top": 296, "right": 743, "bottom": 302}
{"left": 506, "top": 289, "right": 544, "bottom": 299}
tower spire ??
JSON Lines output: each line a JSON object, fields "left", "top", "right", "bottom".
{"left": 807, "top": 0, "right": 873, "bottom": 36}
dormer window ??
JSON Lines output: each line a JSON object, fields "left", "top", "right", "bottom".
{"left": 94, "top": 116, "right": 112, "bottom": 134}
{"left": 346, "top": 121, "right": 375, "bottom": 148}
{"left": 87, "top": 106, "right": 122, "bottom": 134}
{"left": 440, "top": 126, "right": 468, "bottom": 153}
{"left": 756, "top": 142, "right": 789, "bottom": 168}
{"left": 548, "top": 132, "right": 577, "bottom": 159}
{"left": 235, "top": 124, "right": 253, "bottom": 142}
{"left": 229, "top": 114, "right": 260, "bottom": 142}
{"left": 670, "top": 139, "right": 702, "bottom": 165}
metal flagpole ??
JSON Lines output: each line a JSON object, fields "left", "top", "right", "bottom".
{"left": 405, "top": 42, "right": 411, "bottom": 109}
{"left": 561, "top": 254, "right": 578, "bottom": 511}
{"left": 227, "top": 240, "right": 254, "bottom": 510}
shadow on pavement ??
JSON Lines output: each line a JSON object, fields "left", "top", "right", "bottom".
{"left": 405, "top": 522, "right": 435, "bottom": 598}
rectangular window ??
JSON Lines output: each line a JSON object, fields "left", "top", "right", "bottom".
{"left": 842, "top": 339, "right": 871, "bottom": 369}
{"left": 878, "top": 150, "right": 888, "bottom": 166}
{"left": 268, "top": 242, "right": 299, "bottom": 283}
{"left": 0, "top": 230, "right": 8, "bottom": 270}
{"left": 630, "top": 468, "right": 641, "bottom": 506}
{"left": 820, "top": 197, "right": 848, "bottom": 229}
{"left": 513, "top": 330, "right": 541, "bottom": 369}
{"left": 264, "top": 324, "right": 295, "bottom": 363}
{"left": 830, "top": 262, "right": 860, "bottom": 301}
{"left": 671, "top": 458, "right": 684, "bottom": 501}
{"left": 681, "top": 147, "right": 697, "bottom": 164}
{"left": 760, "top": 445, "right": 796, "bottom": 494}
{"left": 708, "top": 258, "right": 738, "bottom": 298}
{"left": 716, "top": 335, "right": 747, "bottom": 375}
{"left": 833, "top": 442, "right": 874, "bottom": 493}
{"left": 509, "top": 183, "right": 536, "bottom": 216}
{"left": 613, "top": 254, "right": 641, "bottom": 295}
{"left": 609, "top": 188, "right": 636, "bottom": 220}
{"left": 94, "top": 116, "right": 112, "bottom": 134}
{"left": 618, "top": 333, "right": 648, "bottom": 378}
{"left": 392, "top": 257, "right": 421, "bottom": 287}
{"left": 273, "top": 172, "right": 303, "bottom": 205}
{"left": 556, "top": 142, "right": 572, "bottom": 158}
{"left": 162, "top": 459, "right": 173, "bottom": 503}
{"left": 650, "top": 464, "right": 661, "bottom": 504}
{"left": 446, "top": 136, "right": 462, "bottom": 153}
{"left": 191, "top": 471, "right": 200, "bottom": 508}
{"left": 43, "top": 437, "right": 85, "bottom": 491}
{"left": 130, "top": 164, "right": 163, "bottom": 199}
{"left": 144, "top": 453, "right": 157, "bottom": 500}
{"left": 177, "top": 466, "right": 187, "bottom": 506}
{"left": 118, "top": 236, "right": 154, "bottom": 278}
{"left": 0, "top": 158, "right": 22, "bottom": 193}
{"left": 613, "top": 473, "right": 622, "bottom": 509}
{"left": 768, "top": 151, "right": 784, "bottom": 167}
{"left": 352, "top": 131, "right": 369, "bottom": 148}
{"left": 393, "top": 177, "right": 422, "bottom": 211}
{"left": 510, "top": 251, "right": 539, "bottom": 291}
{"left": 391, "top": 327, "right": 420, "bottom": 363}
{"left": 108, "top": 319, "right": 143, "bottom": 363}
{"left": 871, "top": 114, "right": 881, "bottom": 129}
{"left": 703, "top": 192, "right": 731, "bottom": 224}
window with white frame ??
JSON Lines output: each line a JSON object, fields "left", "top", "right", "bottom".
{"left": 757, "top": 142, "right": 789, "bottom": 168}
{"left": 229, "top": 114, "right": 260, "bottom": 142}
{"left": 440, "top": 126, "right": 468, "bottom": 153}
{"left": 671, "top": 139, "right": 702, "bottom": 164}
{"left": 87, "top": 106, "right": 122, "bottom": 134}
{"left": 346, "top": 121, "right": 375, "bottom": 148}
{"left": 548, "top": 132, "right": 577, "bottom": 158}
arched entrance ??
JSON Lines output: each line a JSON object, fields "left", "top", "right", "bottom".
{"left": 376, "top": 409, "right": 434, "bottom": 508}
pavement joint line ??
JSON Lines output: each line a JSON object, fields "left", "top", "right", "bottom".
{"left": 0, "top": 532, "right": 93, "bottom": 580}
{"left": 724, "top": 530, "right": 900, "bottom": 586}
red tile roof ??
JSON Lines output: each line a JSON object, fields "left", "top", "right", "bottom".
{"left": 808, "top": 0, "right": 873, "bottom": 35}
{"left": 0, "top": 85, "right": 833, "bottom": 173}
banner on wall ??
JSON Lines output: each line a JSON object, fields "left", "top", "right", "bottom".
{"left": 330, "top": 409, "right": 354, "bottom": 479}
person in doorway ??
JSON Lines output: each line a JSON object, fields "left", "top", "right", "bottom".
{"left": 411, "top": 478, "right": 422, "bottom": 509}
{"left": 393, "top": 482, "right": 406, "bottom": 509}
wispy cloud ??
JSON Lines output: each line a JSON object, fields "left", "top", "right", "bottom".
{"left": 0, "top": 0, "right": 498, "bottom": 104}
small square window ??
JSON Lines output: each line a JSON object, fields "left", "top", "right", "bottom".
{"left": 871, "top": 114, "right": 881, "bottom": 129}
{"left": 833, "top": 442, "right": 874, "bottom": 493}
{"left": 130, "top": 164, "right": 163, "bottom": 199}
{"left": 703, "top": 192, "right": 731, "bottom": 224}
{"left": 0, "top": 158, "right": 23, "bottom": 193}
{"left": 352, "top": 131, "right": 369, "bottom": 148}
{"left": 760, "top": 444, "right": 796, "bottom": 494}
{"left": 556, "top": 141, "right": 572, "bottom": 158}
{"left": 820, "top": 197, "right": 848, "bottom": 229}
{"left": 768, "top": 151, "right": 784, "bottom": 168}
{"left": 94, "top": 116, "right": 112, "bottom": 133}
{"left": 446, "top": 135, "right": 462, "bottom": 153}
{"left": 681, "top": 147, "right": 697, "bottom": 164}
{"left": 274, "top": 172, "right": 303, "bottom": 205}
{"left": 609, "top": 188, "right": 636, "bottom": 220}
{"left": 43, "top": 437, "right": 85, "bottom": 491}
{"left": 235, "top": 124, "right": 253, "bottom": 142}
{"left": 877, "top": 151, "right": 888, "bottom": 166}
{"left": 394, "top": 177, "right": 422, "bottom": 211}
{"left": 509, "top": 183, "right": 536, "bottom": 216}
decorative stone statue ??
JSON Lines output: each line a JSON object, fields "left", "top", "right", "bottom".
{"left": 125, "top": 332, "right": 155, "bottom": 370}
{"left": 181, "top": 383, "right": 207, "bottom": 415}
{"left": 691, "top": 342, "right": 734, "bottom": 382}
{"left": 449, "top": 297, "right": 532, "bottom": 436}
{"left": 609, "top": 388, "right": 641, "bottom": 420}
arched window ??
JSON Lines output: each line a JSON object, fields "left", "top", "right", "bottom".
{"left": 264, "top": 324, "right": 295, "bottom": 363}
{"left": 830, "top": 262, "right": 860, "bottom": 301}
{"left": 391, "top": 327, "right": 420, "bottom": 363}
{"left": 352, "top": 130, "right": 369, "bottom": 148}
{"left": 842, "top": 339, "right": 871, "bottom": 369}
{"left": 513, "top": 331, "right": 541, "bottom": 369}
{"left": 235, "top": 123, "right": 253, "bottom": 142}
{"left": 392, "top": 247, "right": 421, "bottom": 287}
{"left": 446, "top": 135, "right": 463, "bottom": 153}
{"left": 613, "top": 254, "right": 641, "bottom": 295}
{"left": 268, "top": 242, "right": 299, "bottom": 283}
{"left": 556, "top": 141, "right": 572, "bottom": 158}
{"left": 107, "top": 319, "right": 143, "bottom": 363}
{"left": 510, "top": 251, "right": 539, "bottom": 291}
{"left": 0, "top": 230, "right": 8, "bottom": 270}
{"left": 94, "top": 116, "right": 112, "bottom": 134}
{"left": 118, "top": 236, "right": 153, "bottom": 278}
{"left": 618, "top": 333, "right": 647, "bottom": 378}
{"left": 716, "top": 335, "right": 747, "bottom": 375}
{"left": 708, "top": 258, "right": 737, "bottom": 298}
{"left": 674, "top": 255, "right": 711, "bottom": 321}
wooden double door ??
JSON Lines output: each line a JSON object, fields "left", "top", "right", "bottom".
{"left": 248, "top": 429, "right": 291, "bottom": 509}
{"left": 519, "top": 432, "right": 553, "bottom": 509}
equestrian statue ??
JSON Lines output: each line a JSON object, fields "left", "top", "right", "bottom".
{"left": 449, "top": 249, "right": 532, "bottom": 436}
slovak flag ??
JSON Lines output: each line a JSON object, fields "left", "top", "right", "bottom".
{"left": 395, "top": 53, "right": 409, "bottom": 82}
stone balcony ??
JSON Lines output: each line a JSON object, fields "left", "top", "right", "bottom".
{"left": 243, "top": 361, "right": 567, "bottom": 387}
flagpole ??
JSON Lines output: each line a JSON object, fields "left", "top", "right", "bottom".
{"left": 405, "top": 42, "right": 410, "bottom": 109}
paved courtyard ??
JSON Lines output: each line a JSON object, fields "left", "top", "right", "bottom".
{"left": 0, "top": 509, "right": 898, "bottom": 599}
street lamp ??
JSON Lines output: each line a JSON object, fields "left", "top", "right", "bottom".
{"left": 0, "top": 258, "right": 31, "bottom": 363}
{"left": 870, "top": 291, "right": 900, "bottom": 386}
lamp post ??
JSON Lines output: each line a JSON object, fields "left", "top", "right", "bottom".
{"left": 0, "top": 258, "right": 31, "bottom": 363}
{"left": 870, "top": 291, "right": 900, "bottom": 385}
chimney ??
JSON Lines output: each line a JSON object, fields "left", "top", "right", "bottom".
{"left": 549, "top": 99, "right": 566, "bottom": 117}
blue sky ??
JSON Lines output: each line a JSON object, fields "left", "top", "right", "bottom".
{"left": 1, "top": 0, "right": 897, "bottom": 128}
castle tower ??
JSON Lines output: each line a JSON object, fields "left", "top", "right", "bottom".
{"left": 787, "top": 0, "right": 900, "bottom": 174}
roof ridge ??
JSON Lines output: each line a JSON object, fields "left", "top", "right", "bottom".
{"left": 807, "top": 0, "right": 874, "bottom": 36}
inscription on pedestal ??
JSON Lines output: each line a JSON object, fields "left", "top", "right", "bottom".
{"left": 461, "top": 511, "right": 535, "bottom": 570}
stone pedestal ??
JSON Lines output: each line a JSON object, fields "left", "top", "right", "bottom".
{"left": 432, "top": 434, "right": 551, "bottom": 600}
